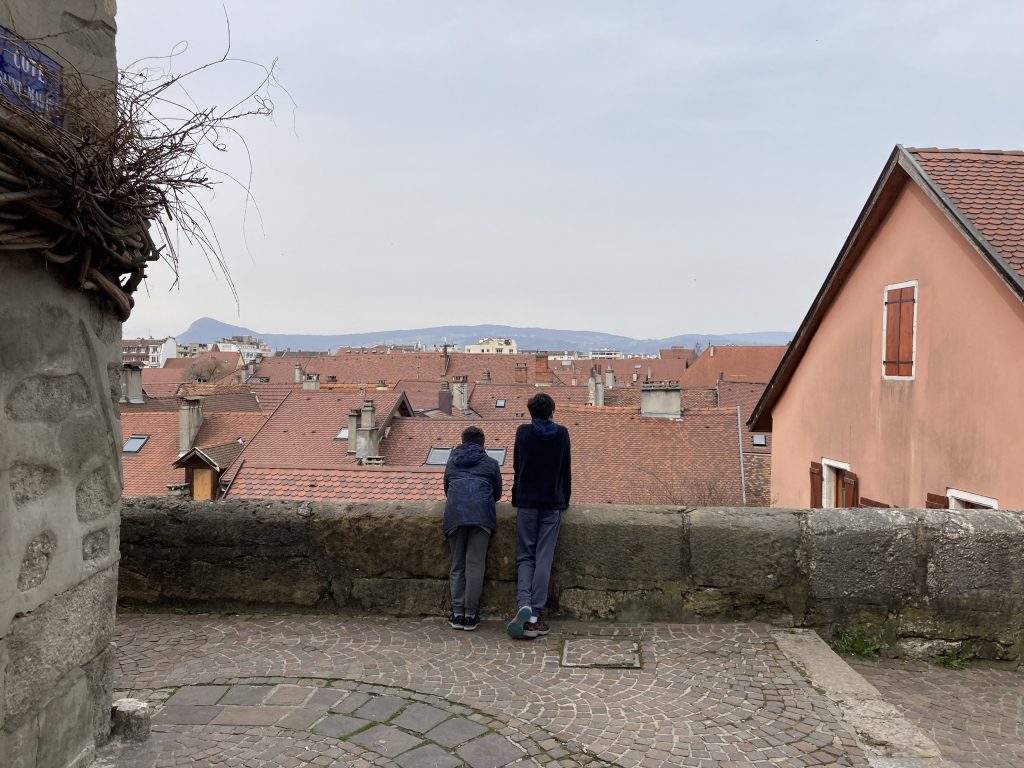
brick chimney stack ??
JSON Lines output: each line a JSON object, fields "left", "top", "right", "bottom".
{"left": 640, "top": 381, "right": 682, "bottom": 418}
{"left": 438, "top": 380, "right": 452, "bottom": 415}
{"left": 535, "top": 353, "right": 553, "bottom": 385}
{"left": 302, "top": 373, "right": 320, "bottom": 391}
{"left": 356, "top": 400, "right": 380, "bottom": 460}
{"left": 451, "top": 376, "right": 469, "bottom": 412}
{"left": 178, "top": 396, "right": 204, "bottom": 455}
{"left": 514, "top": 362, "right": 528, "bottom": 384}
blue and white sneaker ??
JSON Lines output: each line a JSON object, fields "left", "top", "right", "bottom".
{"left": 506, "top": 605, "right": 534, "bottom": 639}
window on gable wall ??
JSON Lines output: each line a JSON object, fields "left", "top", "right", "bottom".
{"left": 883, "top": 281, "right": 917, "bottom": 378}
{"left": 810, "top": 460, "right": 859, "bottom": 508}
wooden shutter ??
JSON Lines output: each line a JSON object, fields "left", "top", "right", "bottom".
{"left": 809, "top": 462, "right": 823, "bottom": 508}
{"left": 925, "top": 492, "right": 949, "bottom": 509}
{"left": 842, "top": 471, "right": 859, "bottom": 508}
{"left": 884, "top": 286, "right": 916, "bottom": 376}
{"left": 859, "top": 496, "right": 890, "bottom": 508}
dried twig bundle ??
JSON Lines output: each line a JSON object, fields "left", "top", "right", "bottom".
{"left": 0, "top": 31, "right": 280, "bottom": 320}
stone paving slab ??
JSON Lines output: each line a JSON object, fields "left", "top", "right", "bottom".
{"left": 98, "top": 614, "right": 879, "bottom": 767}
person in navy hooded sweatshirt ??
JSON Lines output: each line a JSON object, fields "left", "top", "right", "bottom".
{"left": 443, "top": 425, "right": 502, "bottom": 631}
{"left": 506, "top": 392, "right": 571, "bottom": 639}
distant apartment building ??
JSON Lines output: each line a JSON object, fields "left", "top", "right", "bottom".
{"left": 122, "top": 336, "right": 177, "bottom": 368}
{"left": 178, "top": 342, "right": 211, "bottom": 358}
{"left": 465, "top": 337, "right": 518, "bottom": 354}
{"left": 214, "top": 335, "right": 271, "bottom": 363}
{"left": 590, "top": 348, "right": 623, "bottom": 360}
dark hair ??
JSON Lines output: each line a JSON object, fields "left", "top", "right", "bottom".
{"left": 527, "top": 392, "right": 555, "bottom": 420}
{"left": 461, "top": 425, "right": 485, "bottom": 446}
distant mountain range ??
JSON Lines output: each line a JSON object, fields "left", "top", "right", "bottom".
{"left": 176, "top": 317, "right": 792, "bottom": 356}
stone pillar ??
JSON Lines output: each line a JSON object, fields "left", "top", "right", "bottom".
{"left": 0, "top": 3, "right": 120, "bottom": 766}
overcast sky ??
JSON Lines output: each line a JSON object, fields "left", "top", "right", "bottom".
{"left": 117, "top": 1, "right": 1024, "bottom": 340}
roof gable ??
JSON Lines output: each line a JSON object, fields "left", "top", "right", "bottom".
{"left": 750, "top": 145, "right": 1024, "bottom": 432}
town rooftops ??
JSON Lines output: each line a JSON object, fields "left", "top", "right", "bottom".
{"left": 680, "top": 345, "right": 787, "bottom": 389}
{"left": 750, "top": 145, "right": 1024, "bottom": 432}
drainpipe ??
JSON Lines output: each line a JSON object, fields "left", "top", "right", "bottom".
{"left": 736, "top": 406, "right": 747, "bottom": 506}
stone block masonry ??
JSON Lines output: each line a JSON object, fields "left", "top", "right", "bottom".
{"left": 120, "top": 499, "right": 1024, "bottom": 660}
{"left": 1, "top": 2, "right": 121, "bottom": 765}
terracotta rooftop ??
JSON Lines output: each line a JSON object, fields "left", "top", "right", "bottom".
{"left": 550, "top": 356, "right": 689, "bottom": 388}
{"left": 226, "top": 390, "right": 410, "bottom": 472}
{"left": 120, "top": 410, "right": 269, "bottom": 496}
{"left": 716, "top": 380, "right": 771, "bottom": 455}
{"left": 680, "top": 346, "right": 786, "bottom": 388}
{"left": 468, "top": 384, "right": 593, "bottom": 418}
{"left": 226, "top": 465, "right": 449, "bottom": 502}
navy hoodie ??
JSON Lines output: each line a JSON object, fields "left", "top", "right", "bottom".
{"left": 442, "top": 443, "right": 502, "bottom": 537}
{"left": 511, "top": 418, "right": 571, "bottom": 510}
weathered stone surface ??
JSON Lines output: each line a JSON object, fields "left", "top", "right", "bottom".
{"left": 0, "top": 712, "right": 38, "bottom": 768}
{"left": 8, "top": 462, "right": 60, "bottom": 508}
{"left": 806, "top": 508, "right": 918, "bottom": 602}
{"left": 6, "top": 565, "right": 117, "bottom": 719}
{"left": 58, "top": 414, "right": 112, "bottom": 475}
{"left": 0, "top": 304, "right": 74, "bottom": 370}
{"left": 926, "top": 510, "right": 1024, "bottom": 611}
{"left": 313, "top": 502, "right": 451, "bottom": 579}
{"left": 690, "top": 508, "right": 800, "bottom": 588}
{"left": 84, "top": 643, "right": 115, "bottom": 747}
{"left": 557, "top": 505, "right": 684, "bottom": 583}
{"left": 5, "top": 373, "right": 90, "bottom": 422}
{"left": 17, "top": 530, "right": 57, "bottom": 591}
{"left": 111, "top": 698, "right": 152, "bottom": 743}
{"left": 350, "top": 578, "right": 448, "bottom": 616}
{"left": 76, "top": 467, "right": 118, "bottom": 523}
{"left": 37, "top": 667, "right": 94, "bottom": 768}
{"left": 82, "top": 528, "right": 110, "bottom": 561}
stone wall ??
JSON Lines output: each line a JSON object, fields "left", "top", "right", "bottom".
{"left": 0, "top": 4, "right": 120, "bottom": 767}
{"left": 120, "top": 499, "right": 1024, "bottom": 661}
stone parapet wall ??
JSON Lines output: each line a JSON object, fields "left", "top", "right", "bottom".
{"left": 120, "top": 499, "right": 1024, "bottom": 660}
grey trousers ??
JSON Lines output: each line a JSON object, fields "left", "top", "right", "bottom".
{"left": 515, "top": 507, "right": 563, "bottom": 618}
{"left": 448, "top": 526, "right": 491, "bottom": 617}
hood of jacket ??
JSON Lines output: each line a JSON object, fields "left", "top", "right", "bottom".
{"left": 531, "top": 417, "right": 559, "bottom": 439}
{"left": 450, "top": 441, "right": 488, "bottom": 467}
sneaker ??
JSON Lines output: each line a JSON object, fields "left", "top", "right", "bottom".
{"left": 448, "top": 613, "right": 464, "bottom": 629}
{"left": 506, "top": 605, "right": 533, "bottom": 639}
{"left": 523, "top": 620, "right": 549, "bottom": 638}
{"left": 461, "top": 615, "right": 481, "bottom": 631}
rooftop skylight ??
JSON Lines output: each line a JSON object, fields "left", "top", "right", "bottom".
{"left": 123, "top": 435, "right": 149, "bottom": 453}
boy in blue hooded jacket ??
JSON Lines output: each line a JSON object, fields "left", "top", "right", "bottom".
{"left": 443, "top": 425, "right": 502, "bottom": 631}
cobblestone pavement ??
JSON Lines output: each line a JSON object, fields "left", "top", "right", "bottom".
{"left": 851, "top": 657, "right": 1024, "bottom": 768}
{"left": 99, "top": 614, "right": 869, "bottom": 767}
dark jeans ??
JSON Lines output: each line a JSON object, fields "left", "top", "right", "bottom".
{"left": 448, "top": 526, "right": 490, "bottom": 617}
{"left": 515, "top": 507, "right": 563, "bottom": 618}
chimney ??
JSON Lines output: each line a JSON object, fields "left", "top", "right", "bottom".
{"left": 356, "top": 400, "right": 379, "bottom": 460}
{"left": 535, "top": 353, "right": 553, "bottom": 385}
{"left": 451, "top": 375, "right": 469, "bottom": 412}
{"left": 604, "top": 365, "right": 614, "bottom": 390}
{"left": 480, "top": 369, "right": 491, "bottom": 384}
{"left": 121, "top": 363, "right": 143, "bottom": 404}
{"left": 709, "top": 345, "right": 715, "bottom": 358}
{"left": 376, "top": 379, "right": 388, "bottom": 390}
{"left": 587, "top": 375, "right": 596, "bottom": 406}
{"left": 294, "top": 364, "right": 303, "bottom": 383}
{"left": 302, "top": 373, "right": 320, "bottom": 391}
{"left": 246, "top": 361, "right": 256, "bottom": 378}
{"left": 594, "top": 376, "right": 605, "bottom": 407}
{"left": 178, "top": 396, "right": 204, "bottom": 455}
{"left": 363, "top": 455, "right": 385, "bottom": 466}
{"left": 347, "top": 408, "right": 359, "bottom": 454}
{"left": 641, "top": 381, "right": 682, "bottom": 419}
{"left": 514, "top": 362, "right": 528, "bottom": 384}
{"left": 438, "top": 380, "right": 453, "bottom": 415}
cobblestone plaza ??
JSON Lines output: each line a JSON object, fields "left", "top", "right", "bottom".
{"left": 91, "top": 613, "right": 1024, "bottom": 767}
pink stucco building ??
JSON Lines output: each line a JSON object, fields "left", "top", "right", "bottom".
{"left": 751, "top": 146, "right": 1024, "bottom": 510}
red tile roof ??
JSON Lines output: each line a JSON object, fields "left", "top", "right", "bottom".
{"left": 378, "top": 407, "right": 743, "bottom": 506}
{"left": 253, "top": 352, "right": 540, "bottom": 387}
{"left": 226, "top": 390, "right": 409, "bottom": 471}
{"left": 227, "top": 466, "right": 449, "bottom": 502}
{"left": 717, "top": 380, "right": 771, "bottom": 455}
{"left": 468, "top": 384, "right": 593, "bottom": 418}
{"left": 164, "top": 350, "right": 244, "bottom": 371}
{"left": 551, "top": 356, "right": 689, "bottom": 388}
{"left": 908, "top": 148, "right": 1024, "bottom": 280}
{"left": 680, "top": 346, "right": 786, "bottom": 388}
{"left": 120, "top": 410, "right": 269, "bottom": 496}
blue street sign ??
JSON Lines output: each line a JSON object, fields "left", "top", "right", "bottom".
{"left": 0, "top": 25, "right": 62, "bottom": 124}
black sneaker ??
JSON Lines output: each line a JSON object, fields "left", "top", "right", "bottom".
{"left": 523, "top": 620, "right": 549, "bottom": 638}
{"left": 461, "top": 615, "right": 481, "bottom": 631}
{"left": 448, "top": 613, "right": 464, "bottom": 629}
